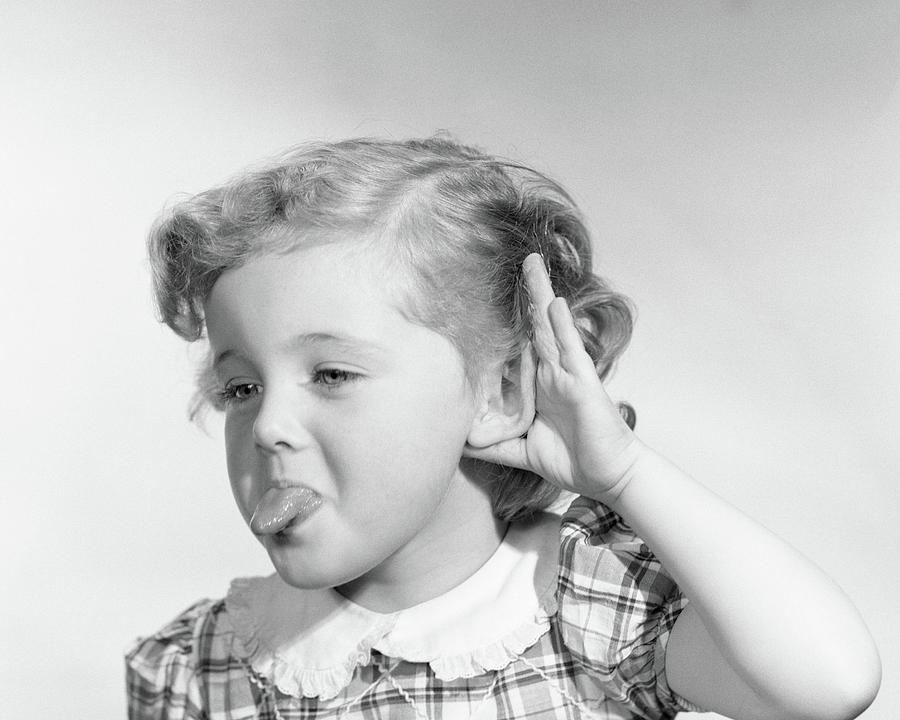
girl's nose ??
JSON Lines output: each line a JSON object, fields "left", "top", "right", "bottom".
{"left": 252, "top": 391, "right": 311, "bottom": 453}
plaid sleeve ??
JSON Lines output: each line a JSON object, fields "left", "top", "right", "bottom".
{"left": 125, "top": 599, "right": 216, "bottom": 720}
{"left": 557, "top": 496, "right": 703, "bottom": 718}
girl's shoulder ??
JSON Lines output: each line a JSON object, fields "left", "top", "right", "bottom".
{"left": 125, "top": 598, "right": 258, "bottom": 720}
{"left": 126, "top": 597, "right": 229, "bottom": 664}
{"left": 556, "top": 496, "right": 699, "bottom": 715}
{"left": 558, "top": 494, "right": 682, "bottom": 604}
{"left": 557, "top": 494, "right": 686, "bottom": 651}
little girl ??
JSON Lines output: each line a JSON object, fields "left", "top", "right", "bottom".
{"left": 128, "top": 137, "right": 880, "bottom": 720}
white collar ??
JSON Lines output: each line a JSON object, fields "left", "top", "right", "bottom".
{"left": 226, "top": 512, "right": 560, "bottom": 700}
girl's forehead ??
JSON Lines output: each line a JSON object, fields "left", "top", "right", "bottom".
{"left": 204, "top": 240, "right": 416, "bottom": 333}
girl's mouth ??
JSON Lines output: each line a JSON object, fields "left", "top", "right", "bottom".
{"left": 250, "top": 486, "right": 323, "bottom": 535}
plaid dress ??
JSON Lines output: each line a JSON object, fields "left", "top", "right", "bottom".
{"left": 126, "top": 498, "right": 702, "bottom": 719}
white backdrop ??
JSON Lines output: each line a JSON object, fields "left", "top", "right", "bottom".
{"left": 1, "top": 2, "right": 897, "bottom": 717}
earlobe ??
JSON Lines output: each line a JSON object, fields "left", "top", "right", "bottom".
{"left": 467, "top": 343, "right": 536, "bottom": 448}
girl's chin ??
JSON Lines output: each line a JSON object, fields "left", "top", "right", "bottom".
{"left": 266, "top": 546, "right": 366, "bottom": 592}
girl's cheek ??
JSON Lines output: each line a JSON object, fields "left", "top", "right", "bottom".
{"left": 224, "top": 412, "right": 256, "bottom": 450}
{"left": 224, "top": 416, "right": 260, "bottom": 502}
{"left": 226, "top": 460, "right": 263, "bottom": 526}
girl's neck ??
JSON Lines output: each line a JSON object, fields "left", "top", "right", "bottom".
{"left": 336, "top": 464, "right": 508, "bottom": 613}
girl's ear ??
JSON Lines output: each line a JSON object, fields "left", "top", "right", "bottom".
{"left": 467, "top": 343, "right": 536, "bottom": 448}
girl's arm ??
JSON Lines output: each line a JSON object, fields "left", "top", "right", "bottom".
{"left": 610, "top": 445, "right": 880, "bottom": 720}
{"left": 465, "top": 254, "right": 881, "bottom": 720}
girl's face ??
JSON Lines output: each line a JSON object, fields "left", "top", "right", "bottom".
{"left": 204, "top": 242, "right": 490, "bottom": 606}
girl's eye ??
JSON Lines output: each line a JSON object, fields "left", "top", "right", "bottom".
{"left": 217, "top": 382, "right": 262, "bottom": 407}
{"left": 313, "top": 368, "right": 359, "bottom": 388}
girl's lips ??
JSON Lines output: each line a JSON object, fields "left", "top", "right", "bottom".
{"left": 249, "top": 487, "right": 323, "bottom": 535}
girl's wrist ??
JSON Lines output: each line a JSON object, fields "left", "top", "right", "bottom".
{"left": 575, "top": 435, "right": 652, "bottom": 506}
{"left": 601, "top": 444, "right": 693, "bottom": 522}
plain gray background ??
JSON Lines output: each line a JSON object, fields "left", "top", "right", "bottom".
{"left": 1, "top": 2, "right": 897, "bottom": 717}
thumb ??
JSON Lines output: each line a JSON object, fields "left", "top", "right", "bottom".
{"left": 462, "top": 437, "right": 533, "bottom": 472}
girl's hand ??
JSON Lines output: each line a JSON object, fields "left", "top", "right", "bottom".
{"left": 464, "top": 253, "right": 644, "bottom": 502}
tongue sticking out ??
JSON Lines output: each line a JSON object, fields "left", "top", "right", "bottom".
{"left": 250, "top": 487, "right": 322, "bottom": 535}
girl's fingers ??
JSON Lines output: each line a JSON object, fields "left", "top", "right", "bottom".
{"left": 522, "top": 253, "right": 560, "bottom": 363}
{"left": 547, "top": 297, "right": 596, "bottom": 377}
{"left": 523, "top": 253, "right": 593, "bottom": 376}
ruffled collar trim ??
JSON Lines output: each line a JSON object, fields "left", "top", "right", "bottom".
{"left": 226, "top": 512, "right": 560, "bottom": 700}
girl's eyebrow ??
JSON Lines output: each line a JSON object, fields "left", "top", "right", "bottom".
{"left": 284, "top": 332, "right": 388, "bottom": 359}
{"left": 212, "top": 332, "right": 387, "bottom": 369}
